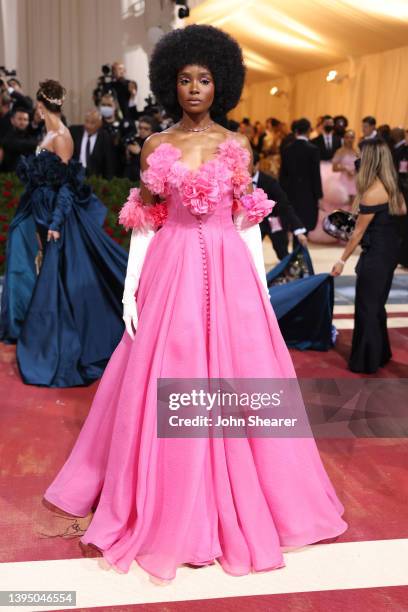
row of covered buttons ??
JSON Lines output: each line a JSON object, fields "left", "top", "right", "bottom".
{"left": 196, "top": 215, "right": 210, "bottom": 334}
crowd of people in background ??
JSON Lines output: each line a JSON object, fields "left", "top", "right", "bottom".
{"left": 0, "top": 62, "right": 172, "bottom": 182}
{"left": 0, "top": 64, "right": 407, "bottom": 268}
{"left": 238, "top": 113, "right": 408, "bottom": 264}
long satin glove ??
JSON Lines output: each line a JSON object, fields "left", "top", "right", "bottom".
{"left": 122, "top": 227, "right": 155, "bottom": 339}
{"left": 234, "top": 211, "right": 270, "bottom": 299}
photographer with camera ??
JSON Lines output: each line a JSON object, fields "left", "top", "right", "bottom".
{"left": 6, "top": 78, "right": 33, "bottom": 113}
{"left": 0, "top": 68, "right": 33, "bottom": 113}
{"left": 93, "top": 61, "right": 139, "bottom": 122}
{"left": 123, "top": 114, "right": 160, "bottom": 182}
{"left": 110, "top": 61, "right": 134, "bottom": 120}
{"left": 0, "top": 106, "right": 38, "bottom": 172}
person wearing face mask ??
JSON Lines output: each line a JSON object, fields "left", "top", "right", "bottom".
{"left": 99, "top": 92, "right": 136, "bottom": 177}
{"left": 309, "top": 115, "right": 348, "bottom": 243}
{"left": 311, "top": 115, "right": 342, "bottom": 161}
{"left": 99, "top": 92, "right": 121, "bottom": 143}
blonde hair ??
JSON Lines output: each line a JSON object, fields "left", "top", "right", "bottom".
{"left": 352, "top": 139, "right": 401, "bottom": 215}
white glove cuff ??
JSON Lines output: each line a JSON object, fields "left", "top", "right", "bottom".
{"left": 234, "top": 213, "right": 269, "bottom": 297}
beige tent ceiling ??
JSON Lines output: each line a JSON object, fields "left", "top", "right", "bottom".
{"left": 187, "top": 0, "right": 408, "bottom": 82}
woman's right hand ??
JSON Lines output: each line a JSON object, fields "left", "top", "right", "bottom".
{"left": 47, "top": 229, "right": 60, "bottom": 242}
{"left": 123, "top": 300, "right": 138, "bottom": 339}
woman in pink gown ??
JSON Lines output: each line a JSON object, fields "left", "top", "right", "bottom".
{"left": 332, "top": 129, "right": 359, "bottom": 209}
{"left": 43, "top": 25, "right": 347, "bottom": 583}
{"left": 308, "top": 130, "right": 358, "bottom": 244}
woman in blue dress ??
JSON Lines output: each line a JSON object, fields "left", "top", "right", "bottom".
{"left": 0, "top": 79, "right": 128, "bottom": 387}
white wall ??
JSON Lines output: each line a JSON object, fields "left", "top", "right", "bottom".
{"left": 0, "top": 0, "right": 195, "bottom": 123}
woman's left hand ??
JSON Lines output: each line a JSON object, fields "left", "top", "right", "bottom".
{"left": 330, "top": 261, "right": 344, "bottom": 276}
{"left": 297, "top": 233, "right": 308, "bottom": 247}
{"left": 47, "top": 229, "right": 60, "bottom": 242}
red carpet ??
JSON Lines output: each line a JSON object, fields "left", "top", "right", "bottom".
{"left": 1, "top": 329, "right": 407, "bottom": 610}
{"left": 51, "top": 587, "right": 408, "bottom": 612}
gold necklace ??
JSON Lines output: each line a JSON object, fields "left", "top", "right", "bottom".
{"left": 178, "top": 120, "right": 214, "bottom": 133}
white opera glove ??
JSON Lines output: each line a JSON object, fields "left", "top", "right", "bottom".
{"left": 122, "top": 227, "right": 155, "bottom": 339}
{"left": 234, "top": 211, "right": 269, "bottom": 299}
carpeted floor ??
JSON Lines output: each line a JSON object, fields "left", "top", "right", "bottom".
{"left": 1, "top": 324, "right": 407, "bottom": 611}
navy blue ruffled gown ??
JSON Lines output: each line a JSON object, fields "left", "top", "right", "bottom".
{"left": 0, "top": 149, "right": 128, "bottom": 387}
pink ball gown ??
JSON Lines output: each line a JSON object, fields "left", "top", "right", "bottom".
{"left": 308, "top": 159, "right": 351, "bottom": 244}
{"left": 43, "top": 137, "right": 347, "bottom": 581}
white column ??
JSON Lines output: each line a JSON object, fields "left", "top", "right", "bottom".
{"left": 0, "top": 0, "right": 18, "bottom": 71}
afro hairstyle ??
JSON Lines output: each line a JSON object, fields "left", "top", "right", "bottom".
{"left": 149, "top": 24, "right": 246, "bottom": 123}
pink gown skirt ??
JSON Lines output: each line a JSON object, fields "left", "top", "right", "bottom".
{"left": 309, "top": 160, "right": 350, "bottom": 244}
{"left": 44, "top": 210, "right": 348, "bottom": 581}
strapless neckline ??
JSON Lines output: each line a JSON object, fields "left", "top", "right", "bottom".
{"left": 359, "top": 202, "right": 389, "bottom": 214}
{"left": 156, "top": 136, "right": 246, "bottom": 175}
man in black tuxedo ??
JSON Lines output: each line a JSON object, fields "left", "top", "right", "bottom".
{"left": 390, "top": 128, "right": 408, "bottom": 178}
{"left": 391, "top": 127, "right": 408, "bottom": 267}
{"left": 279, "top": 118, "right": 323, "bottom": 233}
{"left": 311, "top": 115, "right": 342, "bottom": 160}
{"left": 252, "top": 151, "right": 307, "bottom": 260}
{"left": 70, "top": 110, "right": 115, "bottom": 180}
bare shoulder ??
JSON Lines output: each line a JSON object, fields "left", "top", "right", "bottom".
{"left": 142, "top": 132, "right": 163, "bottom": 153}
{"left": 362, "top": 179, "right": 389, "bottom": 205}
{"left": 140, "top": 132, "right": 166, "bottom": 166}
{"left": 52, "top": 132, "right": 73, "bottom": 163}
{"left": 225, "top": 130, "right": 253, "bottom": 157}
{"left": 226, "top": 130, "right": 247, "bottom": 145}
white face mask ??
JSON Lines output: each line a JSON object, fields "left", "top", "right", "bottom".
{"left": 100, "top": 105, "right": 114, "bottom": 118}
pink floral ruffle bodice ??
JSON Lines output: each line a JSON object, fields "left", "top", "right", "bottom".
{"left": 119, "top": 137, "right": 275, "bottom": 231}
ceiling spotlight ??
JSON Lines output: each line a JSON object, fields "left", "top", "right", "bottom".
{"left": 326, "top": 70, "right": 348, "bottom": 84}
{"left": 270, "top": 86, "right": 288, "bottom": 98}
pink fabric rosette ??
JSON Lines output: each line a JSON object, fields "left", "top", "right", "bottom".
{"left": 239, "top": 187, "right": 275, "bottom": 225}
{"left": 118, "top": 187, "right": 167, "bottom": 232}
{"left": 180, "top": 167, "right": 220, "bottom": 216}
{"left": 140, "top": 143, "right": 182, "bottom": 196}
{"left": 218, "top": 138, "right": 252, "bottom": 198}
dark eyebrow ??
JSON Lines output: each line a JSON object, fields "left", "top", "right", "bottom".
{"left": 178, "top": 71, "right": 212, "bottom": 77}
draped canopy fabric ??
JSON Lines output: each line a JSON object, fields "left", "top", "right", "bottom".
{"left": 1, "top": 0, "right": 407, "bottom": 128}
{"left": 188, "top": 0, "right": 408, "bottom": 129}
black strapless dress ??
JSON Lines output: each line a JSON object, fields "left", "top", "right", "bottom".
{"left": 349, "top": 202, "right": 401, "bottom": 373}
